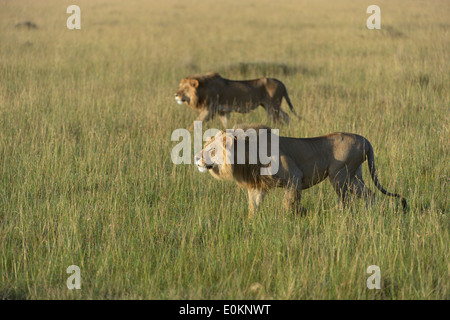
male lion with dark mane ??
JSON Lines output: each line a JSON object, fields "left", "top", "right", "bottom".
{"left": 194, "top": 124, "right": 407, "bottom": 218}
{"left": 175, "top": 73, "right": 299, "bottom": 128}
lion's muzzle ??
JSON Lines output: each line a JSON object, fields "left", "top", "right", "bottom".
{"left": 194, "top": 154, "right": 213, "bottom": 173}
{"left": 174, "top": 95, "right": 184, "bottom": 105}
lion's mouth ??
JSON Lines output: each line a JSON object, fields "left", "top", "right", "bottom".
{"left": 175, "top": 96, "right": 184, "bottom": 105}
{"left": 175, "top": 95, "right": 189, "bottom": 105}
{"left": 195, "top": 158, "right": 214, "bottom": 173}
{"left": 197, "top": 164, "right": 213, "bottom": 170}
{"left": 197, "top": 166, "right": 208, "bottom": 173}
{"left": 197, "top": 164, "right": 214, "bottom": 173}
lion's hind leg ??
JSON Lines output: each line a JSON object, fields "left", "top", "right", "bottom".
{"left": 263, "top": 104, "right": 280, "bottom": 125}
{"left": 329, "top": 165, "right": 374, "bottom": 208}
{"left": 349, "top": 165, "right": 375, "bottom": 207}
{"left": 265, "top": 102, "right": 290, "bottom": 126}
{"left": 328, "top": 166, "right": 351, "bottom": 208}
{"left": 278, "top": 109, "right": 291, "bottom": 125}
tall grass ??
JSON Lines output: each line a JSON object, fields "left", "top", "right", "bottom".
{"left": 0, "top": 0, "right": 448, "bottom": 299}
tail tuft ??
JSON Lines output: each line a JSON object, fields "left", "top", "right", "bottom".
{"left": 401, "top": 198, "right": 407, "bottom": 210}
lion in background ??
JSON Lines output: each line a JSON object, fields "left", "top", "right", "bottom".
{"left": 194, "top": 124, "right": 407, "bottom": 218}
{"left": 175, "top": 73, "right": 299, "bottom": 128}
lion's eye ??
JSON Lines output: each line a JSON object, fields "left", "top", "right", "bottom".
{"left": 207, "top": 147, "right": 215, "bottom": 156}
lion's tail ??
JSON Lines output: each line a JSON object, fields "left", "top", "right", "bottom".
{"left": 365, "top": 140, "right": 407, "bottom": 209}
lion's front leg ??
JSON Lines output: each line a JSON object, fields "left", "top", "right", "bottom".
{"left": 218, "top": 112, "right": 230, "bottom": 129}
{"left": 189, "top": 109, "right": 213, "bottom": 130}
{"left": 247, "top": 189, "right": 265, "bottom": 219}
{"left": 196, "top": 109, "right": 214, "bottom": 123}
{"left": 283, "top": 188, "right": 306, "bottom": 215}
{"left": 280, "top": 160, "right": 304, "bottom": 214}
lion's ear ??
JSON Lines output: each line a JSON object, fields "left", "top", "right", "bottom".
{"left": 189, "top": 79, "right": 199, "bottom": 88}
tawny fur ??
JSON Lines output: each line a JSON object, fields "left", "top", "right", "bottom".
{"left": 194, "top": 124, "right": 407, "bottom": 219}
{"left": 175, "top": 73, "right": 299, "bottom": 128}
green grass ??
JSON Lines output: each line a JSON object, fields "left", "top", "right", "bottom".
{"left": 0, "top": 0, "right": 448, "bottom": 299}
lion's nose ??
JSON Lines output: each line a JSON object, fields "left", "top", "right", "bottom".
{"left": 194, "top": 155, "right": 200, "bottom": 163}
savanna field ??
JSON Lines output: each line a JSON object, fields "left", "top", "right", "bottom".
{"left": 0, "top": 0, "right": 448, "bottom": 299}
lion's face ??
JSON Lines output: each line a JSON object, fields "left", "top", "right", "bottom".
{"left": 194, "top": 142, "right": 216, "bottom": 173}
{"left": 175, "top": 78, "right": 199, "bottom": 106}
{"left": 194, "top": 131, "right": 233, "bottom": 176}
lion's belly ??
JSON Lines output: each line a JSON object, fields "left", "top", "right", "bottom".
{"left": 301, "top": 173, "right": 329, "bottom": 190}
{"left": 215, "top": 100, "right": 260, "bottom": 113}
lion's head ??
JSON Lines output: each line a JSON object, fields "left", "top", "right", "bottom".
{"left": 175, "top": 78, "right": 199, "bottom": 107}
{"left": 194, "top": 130, "right": 234, "bottom": 179}
{"left": 174, "top": 73, "right": 221, "bottom": 108}
{"left": 194, "top": 125, "right": 277, "bottom": 189}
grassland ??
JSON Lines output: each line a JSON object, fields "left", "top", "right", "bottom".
{"left": 0, "top": 0, "right": 448, "bottom": 299}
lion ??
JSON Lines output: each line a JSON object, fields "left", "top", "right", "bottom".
{"left": 194, "top": 124, "right": 407, "bottom": 218}
{"left": 175, "top": 73, "right": 299, "bottom": 128}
